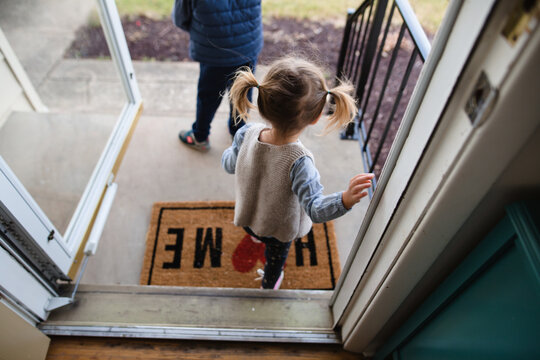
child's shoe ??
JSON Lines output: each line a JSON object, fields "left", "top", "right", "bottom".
{"left": 179, "top": 129, "right": 210, "bottom": 152}
{"left": 273, "top": 270, "right": 284, "bottom": 290}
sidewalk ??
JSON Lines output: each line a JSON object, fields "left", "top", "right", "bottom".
{"left": 0, "top": 0, "right": 95, "bottom": 87}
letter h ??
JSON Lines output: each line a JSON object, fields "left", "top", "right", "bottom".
{"left": 295, "top": 229, "right": 317, "bottom": 266}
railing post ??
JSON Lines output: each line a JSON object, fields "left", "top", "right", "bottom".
{"left": 336, "top": 9, "right": 355, "bottom": 80}
{"left": 336, "top": 9, "right": 358, "bottom": 140}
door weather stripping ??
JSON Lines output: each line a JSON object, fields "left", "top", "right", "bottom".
{"left": 45, "top": 182, "right": 118, "bottom": 312}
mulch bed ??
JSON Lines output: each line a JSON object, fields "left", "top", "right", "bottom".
{"left": 65, "top": 15, "right": 343, "bottom": 72}
{"left": 66, "top": 15, "right": 427, "bottom": 177}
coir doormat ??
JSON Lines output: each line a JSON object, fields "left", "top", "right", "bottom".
{"left": 140, "top": 202, "right": 341, "bottom": 289}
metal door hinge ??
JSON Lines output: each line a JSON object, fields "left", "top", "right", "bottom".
{"left": 44, "top": 255, "right": 90, "bottom": 312}
{"left": 45, "top": 297, "right": 73, "bottom": 311}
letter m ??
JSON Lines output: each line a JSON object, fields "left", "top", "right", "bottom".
{"left": 193, "top": 227, "right": 222, "bottom": 268}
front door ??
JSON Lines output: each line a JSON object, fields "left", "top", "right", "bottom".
{"left": 0, "top": 0, "right": 141, "bottom": 322}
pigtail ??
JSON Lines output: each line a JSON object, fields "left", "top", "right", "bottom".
{"left": 325, "top": 79, "right": 357, "bottom": 133}
{"left": 229, "top": 67, "right": 259, "bottom": 124}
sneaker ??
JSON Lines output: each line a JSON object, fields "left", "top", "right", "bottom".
{"left": 255, "top": 269, "right": 284, "bottom": 290}
{"left": 178, "top": 129, "right": 210, "bottom": 152}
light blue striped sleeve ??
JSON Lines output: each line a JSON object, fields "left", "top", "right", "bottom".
{"left": 221, "top": 124, "right": 251, "bottom": 174}
{"left": 290, "top": 156, "right": 349, "bottom": 223}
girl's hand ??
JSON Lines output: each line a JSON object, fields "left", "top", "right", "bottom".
{"left": 342, "top": 173, "right": 375, "bottom": 210}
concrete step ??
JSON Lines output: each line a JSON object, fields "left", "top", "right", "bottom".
{"left": 40, "top": 284, "right": 339, "bottom": 343}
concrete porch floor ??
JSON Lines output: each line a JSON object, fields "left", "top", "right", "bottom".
{"left": 58, "top": 59, "right": 368, "bottom": 285}
{"left": 35, "top": 58, "right": 368, "bottom": 285}
{"left": 1, "top": 0, "right": 369, "bottom": 286}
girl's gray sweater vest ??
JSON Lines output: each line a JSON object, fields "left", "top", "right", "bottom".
{"left": 234, "top": 124, "right": 313, "bottom": 243}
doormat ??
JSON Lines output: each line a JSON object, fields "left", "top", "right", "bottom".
{"left": 140, "top": 201, "right": 341, "bottom": 289}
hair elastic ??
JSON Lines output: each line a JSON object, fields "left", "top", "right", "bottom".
{"left": 327, "top": 90, "right": 331, "bottom": 95}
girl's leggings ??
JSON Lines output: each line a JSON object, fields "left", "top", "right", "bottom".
{"left": 243, "top": 227, "right": 291, "bottom": 289}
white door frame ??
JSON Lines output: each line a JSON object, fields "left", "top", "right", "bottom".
{"left": 0, "top": 0, "right": 141, "bottom": 320}
{"left": 331, "top": 0, "right": 481, "bottom": 325}
{"left": 331, "top": 0, "right": 540, "bottom": 354}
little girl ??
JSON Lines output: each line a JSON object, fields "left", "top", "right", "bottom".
{"left": 222, "top": 57, "right": 374, "bottom": 289}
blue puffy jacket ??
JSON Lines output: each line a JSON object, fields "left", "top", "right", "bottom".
{"left": 186, "top": 0, "right": 263, "bottom": 66}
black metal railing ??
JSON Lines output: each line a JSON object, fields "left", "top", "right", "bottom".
{"left": 336, "top": 0, "right": 431, "bottom": 185}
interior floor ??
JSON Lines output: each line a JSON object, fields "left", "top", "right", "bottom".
{"left": 46, "top": 336, "right": 359, "bottom": 359}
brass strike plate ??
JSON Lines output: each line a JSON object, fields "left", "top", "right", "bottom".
{"left": 502, "top": 0, "right": 540, "bottom": 46}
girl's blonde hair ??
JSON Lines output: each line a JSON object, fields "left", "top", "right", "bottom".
{"left": 229, "top": 57, "right": 357, "bottom": 137}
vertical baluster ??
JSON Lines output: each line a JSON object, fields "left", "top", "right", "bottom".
{"left": 364, "top": 22, "right": 406, "bottom": 155}
{"left": 336, "top": 0, "right": 431, "bottom": 192}
{"left": 338, "top": 1, "right": 375, "bottom": 139}
{"left": 350, "top": 11, "right": 367, "bottom": 83}
{"left": 359, "top": 2, "right": 375, "bottom": 65}
{"left": 371, "top": 35, "right": 417, "bottom": 173}
{"left": 338, "top": 11, "right": 361, "bottom": 139}
{"left": 335, "top": 9, "right": 355, "bottom": 80}
{"left": 345, "top": 15, "right": 362, "bottom": 76}
{"left": 351, "top": 3, "right": 375, "bottom": 86}
{"left": 353, "top": 0, "right": 389, "bottom": 104}
{"left": 359, "top": 1, "right": 396, "bottom": 129}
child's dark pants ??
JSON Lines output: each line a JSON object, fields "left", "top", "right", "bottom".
{"left": 244, "top": 227, "right": 291, "bottom": 289}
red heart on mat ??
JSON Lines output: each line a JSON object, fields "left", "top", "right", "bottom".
{"left": 232, "top": 233, "right": 266, "bottom": 273}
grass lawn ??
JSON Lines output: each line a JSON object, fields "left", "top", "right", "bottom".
{"left": 114, "top": 0, "right": 448, "bottom": 33}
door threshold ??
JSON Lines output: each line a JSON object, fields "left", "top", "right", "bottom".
{"left": 40, "top": 284, "right": 340, "bottom": 344}
{"left": 40, "top": 325, "right": 338, "bottom": 343}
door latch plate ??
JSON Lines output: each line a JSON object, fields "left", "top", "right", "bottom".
{"left": 464, "top": 72, "right": 498, "bottom": 127}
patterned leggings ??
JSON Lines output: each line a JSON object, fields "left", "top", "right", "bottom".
{"left": 243, "top": 227, "right": 291, "bottom": 289}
